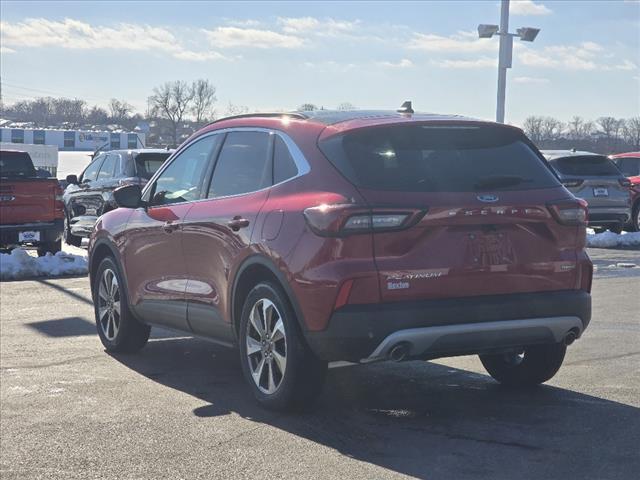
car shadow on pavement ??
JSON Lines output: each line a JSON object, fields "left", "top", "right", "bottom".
{"left": 26, "top": 316, "right": 96, "bottom": 337}
{"left": 110, "top": 335, "right": 640, "bottom": 480}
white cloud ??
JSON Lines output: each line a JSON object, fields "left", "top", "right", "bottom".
{"left": 513, "top": 76, "right": 549, "bottom": 84}
{"left": 202, "top": 26, "right": 304, "bottom": 49}
{"left": 516, "top": 41, "right": 631, "bottom": 71}
{"left": 432, "top": 57, "right": 497, "bottom": 69}
{"left": 376, "top": 59, "right": 414, "bottom": 68}
{"left": 0, "top": 45, "right": 16, "bottom": 54}
{"left": 510, "top": 0, "right": 552, "bottom": 16}
{"left": 0, "top": 18, "right": 225, "bottom": 61}
{"left": 409, "top": 30, "right": 498, "bottom": 53}
{"left": 278, "top": 17, "right": 360, "bottom": 36}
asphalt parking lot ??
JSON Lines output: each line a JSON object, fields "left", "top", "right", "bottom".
{"left": 1, "top": 248, "right": 639, "bottom": 480}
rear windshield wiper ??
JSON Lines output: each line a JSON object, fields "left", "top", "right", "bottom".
{"left": 474, "top": 175, "right": 532, "bottom": 191}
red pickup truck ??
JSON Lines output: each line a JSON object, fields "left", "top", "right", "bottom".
{"left": 0, "top": 150, "right": 65, "bottom": 255}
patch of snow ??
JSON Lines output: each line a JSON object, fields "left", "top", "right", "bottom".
{"left": 0, "top": 248, "right": 88, "bottom": 281}
{"left": 586, "top": 230, "right": 640, "bottom": 248}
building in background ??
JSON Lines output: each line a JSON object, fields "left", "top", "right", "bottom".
{"left": 0, "top": 126, "right": 145, "bottom": 152}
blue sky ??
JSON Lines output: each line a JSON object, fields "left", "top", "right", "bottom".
{"left": 1, "top": 0, "right": 638, "bottom": 126}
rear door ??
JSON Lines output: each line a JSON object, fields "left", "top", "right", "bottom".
{"left": 319, "top": 123, "right": 582, "bottom": 302}
{"left": 125, "top": 135, "right": 220, "bottom": 331}
{"left": 182, "top": 130, "right": 272, "bottom": 340}
{"left": 66, "top": 154, "right": 105, "bottom": 222}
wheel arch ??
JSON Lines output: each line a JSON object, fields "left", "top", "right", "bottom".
{"left": 230, "top": 255, "right": 306, "bottom": 340}
{"left": 89, "top": 238, "right": 126, "bottom": 299}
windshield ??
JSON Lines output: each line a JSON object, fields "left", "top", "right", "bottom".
{"left": 550, "top": 155, "right": 621, "bottom": 177}
{"left": 135, "top": 152, "right": 171, "bottom": 180}
{"left": 0, "top": 151, "right": 37, "bottom": 178}
{"left": 319, "top": 124, "right": 559, "bottom": 192}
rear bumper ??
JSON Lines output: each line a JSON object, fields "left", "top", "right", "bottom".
{"left": 304, "top": 290, "right": 591, "bottom": 362}
{"left": 587, "top": 206, "right": 631, "bottom": 225}
{"left": 0, "top": 219, "right": 64, "bottom": 246}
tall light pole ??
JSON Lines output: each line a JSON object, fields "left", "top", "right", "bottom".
{"left": 478, "top": 0, "right": 540, "bottom": 123}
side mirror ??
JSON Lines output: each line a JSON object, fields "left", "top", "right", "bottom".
{"left": 66, "top": 174, "right": 79, "bottom": 185}
{"left": 113, "top": 184, "right": 143, "bottom": 209}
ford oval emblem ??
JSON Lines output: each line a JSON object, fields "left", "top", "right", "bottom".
{"left": 477, "top": 194, "right": 499, "bottom": 203}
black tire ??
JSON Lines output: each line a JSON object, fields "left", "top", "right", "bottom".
{"left": 479, "top": 343, "right": 567, "bottom": 387}
{"left": 238, "top": 282, "right": 327, "bottom": 411}
{"left": 93, "top": 256, "right": 150, "bottom": 353}
{"left": 608, "top": 224, "right": 623, "bottom": 234}
{"left": 37, "top": 239, "right": 62, "bottom": 257}
{"left": 64, "top": 213, "right": 82, "bottom": 247}
{"left": 631, "top": 201, "right": 640, "bottom": 232}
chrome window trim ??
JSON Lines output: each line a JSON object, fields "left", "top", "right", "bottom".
{"left": 142, "top": 127, "right": 311, "bottom": 207}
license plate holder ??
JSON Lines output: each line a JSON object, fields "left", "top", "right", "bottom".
{"left": 18, "top": 231, "right": 40, "bottom": 242}
{"left": 593, "top": 187, "right": 609, "bottom": 197}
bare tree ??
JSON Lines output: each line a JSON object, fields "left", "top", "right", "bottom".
{"left": 108, "top": 98, "right": 134, "bottom": 123}
{"left": 224, "top": 102, "right": 249, "bottom": 117}
{"left": 191, "top": 79, "right": 217, "bottom": 124}
{"left": 297, "top": 103, "right": 318, "bottom": 111}
{"left": 567, "top": 116, "right": 584, "bottom": 140}
{"left": 541, "top": 117, "right": 564, "bottom": 141}
{"left": 336, "top": 102, "right": 356, "bottom": 111}
{"left": 150, "top": 81, "right": 195, "bottom": 146}
{"left": 623, "top": 117, "right": 640, "bottom": 149}
{"left": 523, "top": 116, "right": 544, "bottom": 144}
{"left": 52, "top": 98, "right": 86, "bottom": 127}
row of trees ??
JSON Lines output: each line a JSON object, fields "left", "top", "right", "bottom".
{"left": 523, "top": 115, "right": 640, "bottom": 152}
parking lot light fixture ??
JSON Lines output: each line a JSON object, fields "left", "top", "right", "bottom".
{"left": 478, "top": 0, "right": 541, "bottom": 123}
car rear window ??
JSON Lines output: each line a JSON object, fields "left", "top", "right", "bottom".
{"left": 0, "top": 151, "right": 37, "bottom": 178}
{"left": 135, "top": 153, "right": 170, "bottom": 180}
{"left": 318, "top": 124, "right": 559, "bottom": 192}
{"left": 550, "top": 156, "right": 621, "bottom": 177}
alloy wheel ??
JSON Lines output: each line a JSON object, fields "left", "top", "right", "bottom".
{"left": 246, "top": 298, "right": 287, "bottom": 394}
{"left": 97, "top": 268, "right": 121, "bottom": 341}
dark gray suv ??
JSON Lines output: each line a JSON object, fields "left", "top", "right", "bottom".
{"left": 542, "top": 150, "right": 631, "bottom": 232}
{"left": 63, "top": 149, "right": 172, "bottom": 246}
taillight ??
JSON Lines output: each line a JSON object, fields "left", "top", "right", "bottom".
{"left": 619, "top": 178, "right": 631, "bottom": 188}
{"left": 303, "top": 204, "right": 426, "bottom": 236}
{"left": 562, "top": 179, "right": 584, "bottom": 188}
{"left": 547, "top": 199, "right": 588, "bottom": 226}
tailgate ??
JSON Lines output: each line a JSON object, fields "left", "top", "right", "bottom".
{"left": 0, "top": 179, "right": 60, "bottom": 224}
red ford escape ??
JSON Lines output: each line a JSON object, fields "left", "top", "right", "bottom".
{"left": 88, "top": 108, "right": 593, "bottom": 410}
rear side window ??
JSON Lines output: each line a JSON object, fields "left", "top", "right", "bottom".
{"left": 274, "top": 136, "right": 298, "bottom": 184}
{"left": 615, "top": 158, "right": 640, "bottom": 177}
{"left": 135, "top": 153, "right": 170, "bottom": 180}
{"left": 208, "top": 131, "right": 271, "bottom": 198}
{"left": 0, "top": 151, "right": 36, "bottom": 178}
{"left": 97, "top": 154, "right": 117, "bottom": 180}
{"left": 81, "top": 156, "right": 104, "bottom": 182}
{"left": 319, "top": 125, "right": 559, "bottom": 192}
{"left": 550, "top": 156, "right": 621, "bottom": 177}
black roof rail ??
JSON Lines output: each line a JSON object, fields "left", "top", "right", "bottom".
{"left": 205, "top": 112, "right": 308, "bottom": 127}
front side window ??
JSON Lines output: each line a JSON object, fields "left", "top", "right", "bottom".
{"left": 274, "top": 136, "right": 298, "bottom": 184}
{"left": 150, "top": 135, "right": 220, "bottom": 206}
{"left": 97, "top": 154, "right": 117, "bottom": 180}
{"left": 81, "top": 155, "right": 104, "bottom": 182}
{"left": 208, "top": 131, "right": 271, "bottom": 198}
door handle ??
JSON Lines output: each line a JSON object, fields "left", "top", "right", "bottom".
{"left": 163, "top": 221, "right": 180, "bottom": 233}
{"left": 227, "top": 216, "right": 250, "bottom": 231}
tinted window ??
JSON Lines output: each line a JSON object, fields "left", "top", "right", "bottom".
{"left": 616, "top": 158, "right": 640, "bottom": 176}
{"left": 110, "top": 133, "right": 120, "bottom": 149}
{"left": 0, "top": 151, "right": 36, "bottom": 178}
{"left": 150, "top": 136, "right": 219, "bottom": 205}
{"left": 135, "top": 152, "right": 171, "bottom": 180}
{"left": 319, "top": 125, "right": 559, "bottom": 192}
{"left": 64, "top": 131, "right": 75, "bottom": 148}
{"left": 33, "top": 130, "right": 45, "bottom": 145}
{"left": 11, "top": 129, "right": 24, "bottom": 144}
{"left": 128, "top": 133, "right": 138, "bottom": 149}
{"left": 97, "top": 154, "right": 117, "bottom": 180}
{"left": 208, "top": 131, "right": 271, "bottom": 198}
{"left": 81, "top": 156, "right": 104, "bottom": 182}
{"left": 550, "top": 156, "right": 621, "bottom": 177}
{"left": 274, "top": 136, "right": 298, "bottom": 184}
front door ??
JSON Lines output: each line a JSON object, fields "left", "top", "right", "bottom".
{"left": 124, "top": 134, "right": 221, "bottom": 331}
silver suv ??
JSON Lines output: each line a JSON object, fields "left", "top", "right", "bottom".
{"left": 542, "top": 150, "right": 631, "bottom": 232}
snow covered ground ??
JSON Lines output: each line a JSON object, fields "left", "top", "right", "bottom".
{"left": 0, "top": 243, "right": 88, "bottom": 281}
{"left": 586, "top": 229, "right": 640, "bottom": 248}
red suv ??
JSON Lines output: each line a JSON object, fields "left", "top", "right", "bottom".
{"left": 88, "top": 110, "right": 593, "bottom": 410}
